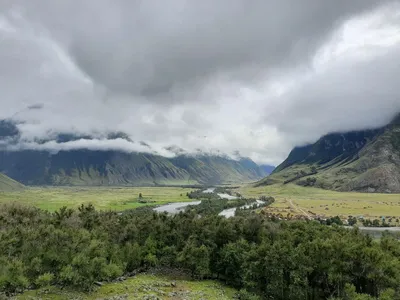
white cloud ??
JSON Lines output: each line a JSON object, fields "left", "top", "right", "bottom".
{"left": 0, "top": 1, "right": 399, "bottom": 165}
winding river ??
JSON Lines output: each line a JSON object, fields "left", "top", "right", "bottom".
{"left": 153, "top": 188, "right": 240, "bottom": 215}
{"left": 153, "top": 201, "right": 201, "bottom": 214}
{"left": 219, "top": 200, "right": 265, "bottom": 218}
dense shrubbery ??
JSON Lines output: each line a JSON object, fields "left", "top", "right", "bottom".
{"left": 0, "top": 203, "right": 400, "bottom": 299}
{"left": 186, "top": 196, "right": 274, "bottom": 216}
{"left": 187, "top": 190, "right": 220, "bottom": 200}
{"left": 186, "top": 188, "right": 275, "bottom": 215}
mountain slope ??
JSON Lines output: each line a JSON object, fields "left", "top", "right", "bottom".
{"left": 0, "top": 119, "right": 270, "bottom": 186}
{"left": 170, "top": 156, "right": 267, "bottom": 184}
{"left": 258, "top": 114, "right": 400, "bottom": 193}
{"left": 0, "top": 150, "right": 267, "bottom": 186}
{"left": 0, "top": 173, "right": 25, "bottom": 191}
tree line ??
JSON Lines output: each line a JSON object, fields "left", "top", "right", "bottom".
{"left": 0, "top": 203, "right": 399, "bottom": 299}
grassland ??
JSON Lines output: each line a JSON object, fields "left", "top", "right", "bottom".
{"left": 0, "top": 186, "right": 193, "bottom": 211}
{"left": 238, "top": 183, "right": 400, "bottom": 220}
{"left": 0, "top": 181, "right": 399, "bottom": 220}
{"left": 16, "top": 273, "right": 237, "bottom": 300}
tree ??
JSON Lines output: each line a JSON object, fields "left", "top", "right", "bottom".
{"left": 348, "top": 216, "right": 357, "bottom": 226}
{"left": 0, "top": 259, "right": 29, "bottom": 295}
{"left": 178, "top": 238, "right": 210, "bottom": 279}
{"left": 218, "top": 239, "right": 250, "bottom": 287}
{"left": 373, "top": 219, "right": 381, "bottom": 227}
{"left": 35, "top": 273, "right": 54, "bottom": 289}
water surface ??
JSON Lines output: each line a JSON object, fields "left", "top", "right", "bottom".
{"left": 153, "top": 201, "right": 201, "bottom": 214}
{"left": 219, "top": 200, "right": 265, "bottom": 218}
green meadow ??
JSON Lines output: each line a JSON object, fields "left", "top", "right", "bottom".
{"left": 238, "top": 183, "right": 400, "bottom": 219}
{"left": 1, "top": 183, "right": 399, "bottom": 219}
{"left": 0, "top": 186, "right": 193, "bottom": 211}
{"left": 17, "top": 273, "right": 236, "bottom": 300}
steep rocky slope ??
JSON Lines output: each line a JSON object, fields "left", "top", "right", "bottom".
{"left": 258, "top": 114, "right": 400, "bottom": 193}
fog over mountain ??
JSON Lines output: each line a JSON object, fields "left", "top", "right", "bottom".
{"left": 1, "top": 0, "right": 400, "bottom": 165}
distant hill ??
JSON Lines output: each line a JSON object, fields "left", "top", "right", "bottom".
{"left": 0, "top": 120, "right": 270, "bottom": 186}
{"left": 257, "top": 114, "right": 400, "bottom": 193}
{"left": 0, "top": 173, "right": 25, "bottom": 191}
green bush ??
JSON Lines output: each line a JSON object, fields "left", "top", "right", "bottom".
{"left": 35, "top": 273, "right": 54, "bottom": 288}
{"left": 0, "top": 203, "right": 399, "bottom": 299}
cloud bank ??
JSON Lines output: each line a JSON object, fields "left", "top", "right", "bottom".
{"left": 0, "top": 0, "right": 400, "bottom": 165}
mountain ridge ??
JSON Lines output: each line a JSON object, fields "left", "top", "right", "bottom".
{"left": 0, "top": 150, "right": 269, "bottom": 186}
{"left": 258, "top": 114, "right": 400, "bottom": 193}
{"left": 0, "top": 120, "right": 272, "bottom": 186}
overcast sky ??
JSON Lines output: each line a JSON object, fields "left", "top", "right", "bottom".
{"left": 1, "top": 0, "right": 400, "bottom": 165}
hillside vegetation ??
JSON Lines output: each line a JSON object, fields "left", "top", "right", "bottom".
{"left": 0, "top": 150, "right": 268, "bottom": 186}
{"left": 259, "top": 114, "right": 400, "bottom": 193}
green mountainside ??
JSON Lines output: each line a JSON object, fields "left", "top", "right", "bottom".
{"left": 0, "top": 173, "right": 25, "bottom": 191}
{"left": 0, "top": 150, "right": 269, "bottom": 186}
{"left": 0, "top": 119, "right": 272, "bottom": 186}
{"left": 258, "top": 114, "right": 400, "bottom": 193}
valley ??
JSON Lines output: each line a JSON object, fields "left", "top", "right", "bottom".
{"left": 2, "top": 2, "right": 400, "bottom": 298}
{"left": 2, "top": 183, "right": 400, "bottom": 223}
{"left": 1, "top": 93, "right": 399, "bottom": 300}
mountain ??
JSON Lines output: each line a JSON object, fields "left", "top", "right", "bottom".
{"left": 171, "top": 156, "right": 268, "bottom": 184}
{"left": 0, "top": 150, "right": 267, "bottom": 186}
{"left": 259, "top": 164, "right": 275, "bottom": 175}
{"left": 0, "top": 120, "right": 268, "bottom": 186}
{"left": 257, "top": 114, "right": 400, "bottom": 193}
{"left": 0, "top": 173, "right": 25, "bottom": 191}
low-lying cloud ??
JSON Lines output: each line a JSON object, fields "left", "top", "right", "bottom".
{"left": 5, "top": 138, "right": 176, "bottom": 158}
{"left": 0, "top": 0, "right": 399, "bottom": 165}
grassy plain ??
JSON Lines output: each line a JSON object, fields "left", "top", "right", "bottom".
{"left": 0, "top": 182, "right": 399, "bottom": 219}
{"left": 238, "top": 183, "right": 400, "bottom": 219}
{"left": 0, "top": 186, "right": 193, "bottom": 211}
{"left": 17, "top": 273, "right": 237, "bottom": 300}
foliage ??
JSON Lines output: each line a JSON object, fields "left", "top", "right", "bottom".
{"left": 348, "top": 216, "right": 358, "bottom": 226}
{"left": 1, "top": 202, "right": 400, "bottom": 299}
{"left": 186, "top": 189, "right": 275, "bottom": 215}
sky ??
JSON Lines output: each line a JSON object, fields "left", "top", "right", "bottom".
{"left": 0, "top": 0, "right": 400, "bottom": 165}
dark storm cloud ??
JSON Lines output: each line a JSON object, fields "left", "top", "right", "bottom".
{"left": 8, "top": 0, "right": 390, "bottom": 100}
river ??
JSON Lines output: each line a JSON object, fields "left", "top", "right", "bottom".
{"left": 219, "top": 200, "right": 265, "bottom": 218}
{"left": 202, "top": 187, "right": 238, "bottom": 200}
{"left": 344, "top": 226, "right": 400, "bottom": 238}
{"left": 153, "top": 188, "right": 244, "bottom": 215}
{"left": 153, "top": 201, "right": 201, "bottom": 214}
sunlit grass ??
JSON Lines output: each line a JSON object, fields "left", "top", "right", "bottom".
{"left": 18, "top": 273, "right": 237, "bottom": 300}
{"left": 0, "top": 186, "right": 193, "bottom": 211}
{"left": 238, "top": 184, "right": 400, "bottom": 219}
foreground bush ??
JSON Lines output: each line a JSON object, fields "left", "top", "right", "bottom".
{"left": 0, "top": 203, "right": 399, "bottom": 299}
